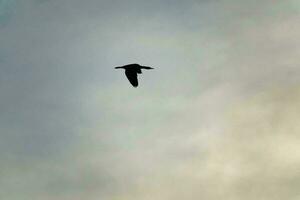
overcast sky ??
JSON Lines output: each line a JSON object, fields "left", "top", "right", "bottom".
{"left": 1, "top": 0, "right": 300, "bottom": 199}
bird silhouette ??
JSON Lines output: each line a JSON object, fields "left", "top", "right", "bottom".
{"left": 115, "top": 63, "right": 154, "bottom": 87}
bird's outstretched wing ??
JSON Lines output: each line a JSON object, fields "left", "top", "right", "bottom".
{"left": 140, "top": 66, "right": 154, "bottom": 69}
{"left": 125, "top": 70, "right": 138, "bottom": 87}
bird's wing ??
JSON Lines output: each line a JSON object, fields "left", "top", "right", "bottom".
{"left": 125, "top": 70, "right": 138, "bottom": 87}
{"left": 140, "top": 66, "right": 154, "bottom": 69}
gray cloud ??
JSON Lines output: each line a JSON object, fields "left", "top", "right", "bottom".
{"left": 0, "top": 0, "right": 299, "bottom": 199}
{"left": 0, "top": 0, "right": 16, "bottom": 25}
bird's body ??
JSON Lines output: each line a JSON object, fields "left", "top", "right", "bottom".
{"left": 115, "top": 64, "right": 154, "bottom": 87}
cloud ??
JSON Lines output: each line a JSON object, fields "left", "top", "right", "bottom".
{"left": 0, "top": 0, "right": 16, "bottom": 25}
{"left": 0, "top": 0, "right": 299, "bottom": 199}
{"left": 104, "top": 86, "right": 300, "bottom": 200}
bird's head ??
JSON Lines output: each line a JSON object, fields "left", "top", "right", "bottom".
{"left": 115, "top": 66, "right": 125, "bottom": 69}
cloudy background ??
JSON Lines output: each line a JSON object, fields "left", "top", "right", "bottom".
{"left": 1, "top": 0, "right": 300, "bottom": 199}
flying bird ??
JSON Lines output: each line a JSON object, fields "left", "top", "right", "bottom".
{"left": 115, "top": 63, "right": 154, "bottom": 87}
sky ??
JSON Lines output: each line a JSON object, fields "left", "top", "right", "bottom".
{"left": 0, "top": 0, "right": 300, "bottom": 199}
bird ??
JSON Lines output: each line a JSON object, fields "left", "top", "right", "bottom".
{"left": 115, "top": 63, "right": 154, "bottom": 87}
